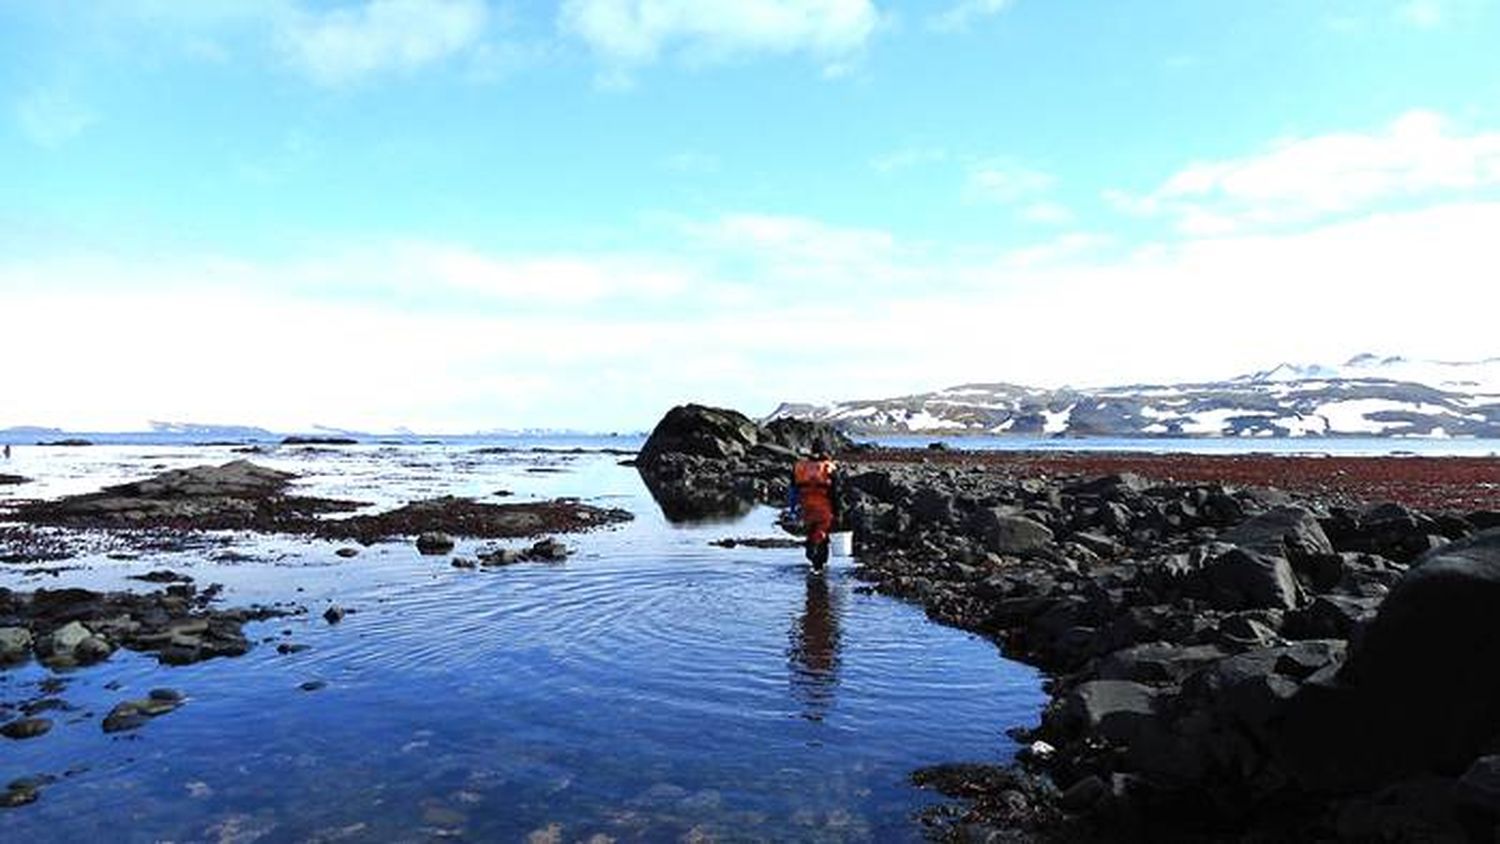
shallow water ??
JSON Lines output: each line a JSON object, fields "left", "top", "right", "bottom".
{"left": 0, "top": 445, "right": 1045, "bottom": 841}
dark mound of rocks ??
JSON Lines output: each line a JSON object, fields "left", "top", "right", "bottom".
{"left": 314, "top": 496, "right": 632, "bottom": 545}
{"left": 0, "top": 474, "right": 28, "bottom": 486}
{"left": 15, "top": 462, "right": 632, "bottom": 546}
{"left": 16, "top": 460, "right": 362, "bottom": 531}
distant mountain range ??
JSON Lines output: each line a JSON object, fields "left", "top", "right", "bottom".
{"left": 766, "top": 355, "right": 1500, "bottom": 438}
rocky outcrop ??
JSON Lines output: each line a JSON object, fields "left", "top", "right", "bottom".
{"left": 842, "top": 461, "right": 1500, "bottom": 839}
{"left": 15, "top": 460, "right": 361, "bottom": 530}
{"left": 15, "top": 462, "right": 633, "bottom": 542}
{"left": 636, "top": 405, "right": 853, "bottom": 522}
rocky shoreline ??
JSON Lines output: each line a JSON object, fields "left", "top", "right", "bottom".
{"left": 638, "top": 405, "right": 1500, "bottom": 841}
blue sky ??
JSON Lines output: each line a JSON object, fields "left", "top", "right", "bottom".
{"left": 4, "top": 0, "right": 1500, "bottom": 432}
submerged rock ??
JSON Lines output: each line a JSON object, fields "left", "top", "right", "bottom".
{"left": 0, "top": 718, "right": 52, "bottom": 740}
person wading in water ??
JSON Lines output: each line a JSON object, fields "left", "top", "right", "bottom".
{"left": 789, "top": 451, "right": 840, "bottom": 571}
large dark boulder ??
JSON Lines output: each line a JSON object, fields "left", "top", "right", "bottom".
{"left": 637, "top": 405, "right": 764, "bottom": 468}
{"left": 635, "top": 405, "right": 851, "bottom": 523}
{"left": 637, "top": 405, "right": 851, "bottom": 471}
{"left": 1274, "top": 530, "right": 1500, "bottom": 791}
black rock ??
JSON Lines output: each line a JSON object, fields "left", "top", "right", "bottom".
{"left": 1277, "top": 530, "right": 1500, "bottom": 791}
{"left": 0, "top": 718, "right": 52, "bottom": 740}
{"left": 1221, "top": 506, "right": 1333, "bottom": 565}
{"left": 415, "top": 532, "right": 455, "bottom": 555}
{"left": 1197, "top": 547, "right": 1302, "bottom": 611}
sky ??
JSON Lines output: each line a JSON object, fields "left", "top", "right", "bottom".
{"left": 3, "top": 0, "right": 1500, "bottom": 433}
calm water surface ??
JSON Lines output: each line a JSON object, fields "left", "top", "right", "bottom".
{"left": 0, "top": 445, "right": 1046, "bottom": 842}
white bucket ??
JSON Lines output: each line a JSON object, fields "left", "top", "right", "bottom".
{"left": 830, "top": 531, "right": 854, "bottom": 558}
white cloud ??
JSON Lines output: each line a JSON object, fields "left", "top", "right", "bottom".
{"left": 15, "top": 90, "right": 97, "bottom": 148}
{"left": 1398, "top": 0, "right": 1444, "bottom": 28}
{"left": 277, "top": 0, "right": 489, "bottom": 86}
{"left": 1115, "top": 110, "right": 1500, "bottom": 235}
{"left": 558, "top": 0, "right": 879, "bottom": 69}
{"left": 965, "top": 160, "right": 1054, "bottom": 204}
{"left": 929, "top": 0, "right": 1013, "bottom": 32}
{"left": 10, "top": 198, "right": 1500, "bottom": 431}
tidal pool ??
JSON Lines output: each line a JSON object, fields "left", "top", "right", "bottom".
{"left": 0, "top": 444, "right": 1046, "bottom": 841}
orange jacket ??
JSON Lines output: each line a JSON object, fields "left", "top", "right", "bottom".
{"left": 793, "top": 459, "right": 837, "bottom": 517}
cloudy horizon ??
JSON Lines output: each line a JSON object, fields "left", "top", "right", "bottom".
{"left": 6, "top": 1, "right": 1500, "bottom": 432}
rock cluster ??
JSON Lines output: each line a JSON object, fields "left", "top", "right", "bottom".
{"left": 639, "top": 406, "right": 1500, "bottom": 839}
{"left": 635, "top": 404, "right": 851, "bottom": 522}
{"left": 843, "top": 460, "right": 1500, "bottom": 838}
{"left": 0, "top": 585, "right": 290, "bottom": 669}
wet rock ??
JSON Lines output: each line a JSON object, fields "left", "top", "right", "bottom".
{"left": 299, "top": 680, "right": 326, "bottom": 692}
{"left": 450, "top": 557, "right": 477, "bottom": 570}
{"left": 709, "top": 537, "right": 802, "bottom": 549}
{"left": 276, "top": 642, "right": 310, "bottom": 654}
{"left": 1, "top": 718, "right": 52, "bottom": 739}
{"left": 1, "top": 778, "right": 42, "bottom": 808}
{"left": 0, "top": 627, "right": 32, "bottom": 665}
{"left": 477, "top": 548, "right": 521, "bottom": 566}
{"left": 322, "top": 605, "right": 345, "bottom": 624}
{"left": 525, "top": 538, "right": 568, "bottom": 562}
{"left": 101, "top": 704, "right": 149, "bottom": 733}
{"left": 102, "top": 693, "right": 182, "bottom": 732}
{"left": 334, "top": 547, "right": 360, "bottom": 558}
{"left": 74, "top": 635, "right": 114, "bottom": 665}
{"left": 415, "top": 532, "right": 455, "bottom": 555}
{"left": 127, "top": 570, "right": 192, "bottom": 584}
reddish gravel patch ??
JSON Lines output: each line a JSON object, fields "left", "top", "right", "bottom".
{"left": 848, "top": 449, "right": 1500, "bottom": 513}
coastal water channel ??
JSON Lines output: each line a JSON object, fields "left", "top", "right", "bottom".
{"left": 0, "top": 443, "right": 1046, "bottom": 841}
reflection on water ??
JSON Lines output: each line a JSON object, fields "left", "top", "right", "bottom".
{"left": 0, "top": 444, "right": 1046, "bottom": 842}
{"left": 790, "top": 571, "right": 842, "bottom": 722}
{"left": 636, "top": 465, "right": 758, "bottom": 523}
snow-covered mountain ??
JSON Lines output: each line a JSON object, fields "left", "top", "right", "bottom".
{"left": 765, "top": 356, "right": 1500, "bottom": 438}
